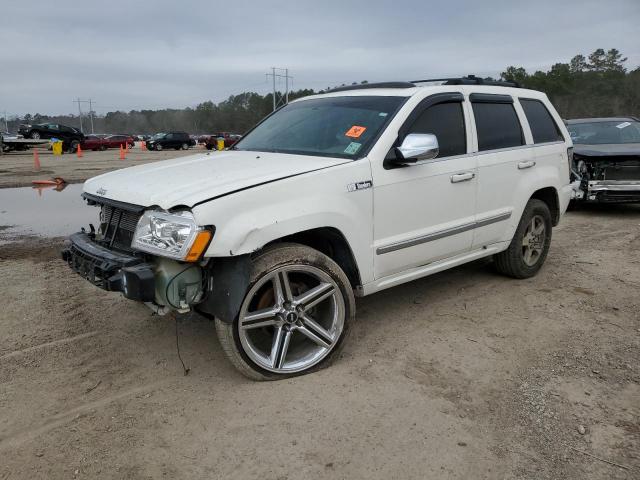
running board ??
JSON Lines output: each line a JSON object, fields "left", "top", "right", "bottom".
{"left": 358, "top": 243, "right": 506, "bottom": 296}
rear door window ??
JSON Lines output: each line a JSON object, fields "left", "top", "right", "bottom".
{"left": 472, "top": 100, "right": 524, "bottom": 151}
{"left": 407, "top": 102, "right": 466, "bottom": 157}
{"left": 520, "top": 99, "right": 564, "bottom": 143}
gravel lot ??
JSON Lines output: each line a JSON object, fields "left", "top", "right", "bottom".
{"left": 0, "top": 156, "right": 638, "bottom": 479}
{"left": 0, "top": 146, "right": 203, "bottom": 188}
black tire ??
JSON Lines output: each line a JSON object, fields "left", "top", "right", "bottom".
{"left": 494, "top": 199, "right": 552, "bottom": 279}
{"left": 155, "top": 144, "right": 163, "bottom": 151}
{"left": 215, "top": 243, "right": 356, "bottom": 381}
{"left": 68, "top": 140, "right": 79, "bottom": 153}
{"left": 181, "top": 143, "right": 189, "bottom": 150}
{"left": 99, "top": 144, "right": 107, "bottom": 151}
{"left": 206, "top": 144, "right": 213, "bottom": 150}
{"left": 30, "top": 131, "right": 40, "bottom": 139}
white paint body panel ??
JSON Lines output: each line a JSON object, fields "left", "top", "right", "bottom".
{"left": 82, "top": 84, "right": 572, "bottom": 296}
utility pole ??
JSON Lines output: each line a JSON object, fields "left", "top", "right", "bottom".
{"left": 265, "top": 68, "right": 293, "bottom": 111}
{"left": 75, "top": 98, "right": 84, "bottom": 133}
{"left": 88, "top": 98, "right": 94, "bottom": 134}
{"left": 1, "top": 111, "right": 8, "bottom": 132}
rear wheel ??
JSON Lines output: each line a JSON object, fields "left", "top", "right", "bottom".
{"left": 155, "top": 144, "right": 163, "bottom": 151}
{"left": 30, "top": 131, "right": 40, "bottom": 139}
{"left": 215, "top": 244, "right": 355, "bottom": 380}
{"left": 494, "top": 199, "right": 552, "bottom": 279}
{"left": 68, "top": 140, "right": 79, "bottom": 153}
{"left": 181, "top": 142, "right": 189, "bottom": 150}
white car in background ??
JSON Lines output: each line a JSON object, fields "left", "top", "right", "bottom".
{"left": 63, "top": 76, "right": 573, "bottom": 380}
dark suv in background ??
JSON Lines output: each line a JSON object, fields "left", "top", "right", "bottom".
{"left": 18, "top": 123, "right": 85, "bottom": 152}
{"left": 147, "top": 132, "right": 195, "bottom": 151}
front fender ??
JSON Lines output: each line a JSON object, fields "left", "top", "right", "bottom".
{"left": 192, "top": 160, "right": 375, "bottom": 284}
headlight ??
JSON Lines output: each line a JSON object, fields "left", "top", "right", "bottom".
{"left": 132, "top": 210, "right": 212, "bottom": 261}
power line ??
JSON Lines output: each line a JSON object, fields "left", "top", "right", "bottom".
{"left": 266, "top": 68, "right": 293, "bottom": 111}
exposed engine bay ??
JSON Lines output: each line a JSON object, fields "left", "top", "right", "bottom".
{"left": 567, "top": 118, "right": 640, "bottom": 203}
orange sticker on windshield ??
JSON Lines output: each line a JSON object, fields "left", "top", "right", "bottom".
{"left": 345, "top": 125, "right": 367, "bottom": 138}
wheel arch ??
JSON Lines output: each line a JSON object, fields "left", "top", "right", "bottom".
{"left": 529, "top": 186, "right": 560, "bottom": 226}
{"left": 265, "top": 227, "right": 362, "bottom": 289}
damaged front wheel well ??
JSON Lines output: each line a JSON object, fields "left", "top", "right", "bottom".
{"left": 266, "top": 227, "right": 362, "bottom": 289}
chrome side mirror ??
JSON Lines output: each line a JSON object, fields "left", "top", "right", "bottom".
{"left": 395, "top": 133, "right": 439, "bottom": 165}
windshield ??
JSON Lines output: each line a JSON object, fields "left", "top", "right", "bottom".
{"left": 568, "top": 120, "right": 640, "bottom": 145}
{"left": 151, "top": 133, "right": 166, "bottom": 140}
{"left": 233, "top": 96, "right": 406, "bottom": 159}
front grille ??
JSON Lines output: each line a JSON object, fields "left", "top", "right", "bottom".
{"left": 99, "top": 205, "right": 142, "bottom": 251}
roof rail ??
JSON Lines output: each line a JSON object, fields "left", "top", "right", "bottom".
{"left": 411, "top": 75, "right": 520, "bottom": 88}
{"left": 324, "top": 82, "right": 415, "bottom": 93}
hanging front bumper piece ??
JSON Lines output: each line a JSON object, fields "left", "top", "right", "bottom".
{"left": 62, "top": 232, "right": 156, "bottom": 302}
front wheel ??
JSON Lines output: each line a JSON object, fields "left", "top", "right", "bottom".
{"left": 30, "top": 131, "right": 41, "bottom": 139}
{"left": 155, "top": 144, "right": 163, "bottom": 151}
{"left": 494, "top": 199, "right": 552, "bottom": 279}
{"left": 215, "top": 244, "right": 355, "bottom": 380}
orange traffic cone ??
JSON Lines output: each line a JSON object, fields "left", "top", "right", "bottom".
{"left": 76, "top": 144, "right": 83, "bottom": 158}
{"left": 141, "top": 141, "right": 147, "bottom": 151}
{"left": 119, "top": 144, "right": 126, "bottom": 160}
{"left": 33, "top": 148, "right": 41, "bottom": 171}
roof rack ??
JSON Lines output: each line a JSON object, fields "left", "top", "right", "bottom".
{"left": 325, "top": 82, "right": 415, "bottom": 93}
{"left": 411, "top": 75, "right": 520, "bottom": 88}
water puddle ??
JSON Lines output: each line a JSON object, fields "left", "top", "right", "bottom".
{"left": 0, "top": 183, "right": 97, "bottom": 243}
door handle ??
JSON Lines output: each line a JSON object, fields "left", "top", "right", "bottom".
{"left": 450, "top": 172, "right": 475, "bottom": 183}
{"left": 518, "top": 160, "right": 536, "bottom": 170}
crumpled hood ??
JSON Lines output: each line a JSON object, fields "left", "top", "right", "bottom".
{"left": 83, "top": 150, "right": 347, "bottom": 210}
{"left": 574, "top": 143, "right": 640, "bottom": 158}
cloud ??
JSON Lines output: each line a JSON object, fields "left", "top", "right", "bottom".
{"left": 1, "top": 0, "right": 638, "bottom": 115}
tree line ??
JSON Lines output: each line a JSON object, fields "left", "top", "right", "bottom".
{"left": 7, "top": 49, "right": 638, "bottom": 136}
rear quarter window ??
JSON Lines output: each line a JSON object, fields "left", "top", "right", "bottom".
{"left": 472, "top": 101, "right": 524, "bottom": 151}
{"left": 520, "top": 99, "right": 564, "bottom": 143}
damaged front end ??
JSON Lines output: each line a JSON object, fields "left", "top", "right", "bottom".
{"left": 62, "top": 195, "right": 209, "bottom": 315}
{"left": 62, "top": 194, "right": 252, "bottom": 323}
{"left": 573, "top": 152, "right": 640, "bottom": 203}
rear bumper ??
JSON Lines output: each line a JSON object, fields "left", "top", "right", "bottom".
{"left": 62, "top": 232, "right": 155, "bottom": 301}
{"left": 586, "top": 180, "right": 640, "bottom": 203}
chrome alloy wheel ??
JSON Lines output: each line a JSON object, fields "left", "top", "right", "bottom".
{"left": 522, "top": 214, "right": 546, "bottom": 266}
{"left": 238, "top": 265, "right": 345, "bottom": 374}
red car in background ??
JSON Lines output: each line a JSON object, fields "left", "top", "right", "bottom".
{"left": 82, "top": 134, "right": 108, "bottom": 151}
{"left": 205, "top": 132, "right": 242, "bottom": 150}
{"left": 82, "top": 134, "right": 134, "bottom": 151}
{"left": 104, "top": 135, "right": 135, "bottom": 149}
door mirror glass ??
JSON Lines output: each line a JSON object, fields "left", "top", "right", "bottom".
{"left": 395, "top": 133, "right": 439, "bottom": 164}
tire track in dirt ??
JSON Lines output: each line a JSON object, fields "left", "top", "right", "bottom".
{"left": 0, "top": 380, "right": 169, "bottom": 451}
{"left": 0, "top": 331, "right": 99, "bottom": 361}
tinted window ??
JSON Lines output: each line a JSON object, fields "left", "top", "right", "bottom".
{"left": 235, "top": 96, "right": 406, "bottom": 159}
{"left": 567, "top": 120, "right": 640, "bottom": 145}
{"left": 407, "top": 102, "right": 466, "bottom": 157}
{"left": 472, "top": 102, "right": 524, "bottom": 151}
{"left": 520, "top": 99, "right": 563, "bottom": 143}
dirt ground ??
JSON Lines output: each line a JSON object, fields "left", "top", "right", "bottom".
{"left": 0, "top": 145, "right": 205, "bottom": 188}
{"left": 0, "top": 204, "right": 639, "bottom": 479}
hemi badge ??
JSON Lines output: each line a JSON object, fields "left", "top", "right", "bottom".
{"left": 347, "top": 180, "right": 373, "bottom": 192}
{"left": 96, "top": 187, "right": 107, "bottom": 196}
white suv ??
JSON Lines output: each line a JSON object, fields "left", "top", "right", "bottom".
{"left": 63, "top": 77, "right": 574, "bottom": 380}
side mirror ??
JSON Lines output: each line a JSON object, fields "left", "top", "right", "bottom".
{"left": 394, "top": 133, "right": 439, "bottom": 165}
